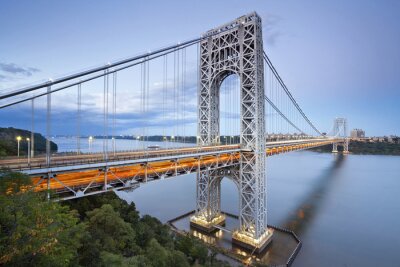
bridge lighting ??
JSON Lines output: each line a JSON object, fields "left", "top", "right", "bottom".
{"left": 16, "top": 136, "right": 22, "bottom": 157}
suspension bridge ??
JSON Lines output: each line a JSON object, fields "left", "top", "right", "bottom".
{"left": 0, "top": 12, "right": 349, "bottom": 252}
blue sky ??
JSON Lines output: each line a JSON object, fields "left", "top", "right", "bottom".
{"left": 0, "top": 0, "right": 399, "bottom": 137}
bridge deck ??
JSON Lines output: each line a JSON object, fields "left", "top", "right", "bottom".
{"left": 1, "top": 138, "right": 342, "bottom": 199}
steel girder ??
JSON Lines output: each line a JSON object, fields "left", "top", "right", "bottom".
{"left": 195, "top": 13, "right": 268, "bottom": 240}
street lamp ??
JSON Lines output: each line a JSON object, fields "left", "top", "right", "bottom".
{"left": 26, "top": 138, "right": 31, "bottom": 165}
{"left": 111, "top": 137, "right": 115, "bottom": 156}
{"left": 88, "top": 136, "right": 93, "bottom": 153}
{"left": 163, "top": 136, "right": 167, "bottom": 149}
{"left": 16, "top": 136, "right": 22, "bottom": 157}
{"left": 136, "top": 136, "right": 140, "bottom": 150}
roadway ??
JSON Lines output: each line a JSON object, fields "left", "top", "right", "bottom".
{"left": 5, "top": 138, "right": 341, "bottom": 197}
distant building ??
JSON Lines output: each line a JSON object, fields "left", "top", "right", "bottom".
{"left": 350, "top": 129, "right": 365, "bottom": 138}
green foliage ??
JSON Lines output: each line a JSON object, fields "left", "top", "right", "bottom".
{"left": 137, "top": 215, "right": 173, "bottom": 248}
{"left": 145, "top": 238, "right": 170, "bottom": 267}
{"left": 100, "top": 251, "right": 126, "bottom": 267}
{"left": 1, "top": 171, "right": 231, "bottom": 267}
{"left": 0, "top": 171, "right": 85, "bottom": 266}
{"left": 175, "top": 235, "right": 209, "bottom": 264}
{"left": 0, "top": 169, "right": 32, "bottom": 194}
{"left": 64, "top": 192, "right": 140, "bottom": 224}
{"left": 168, "top": 250, "right": 191, "bottom": 267}
{"left": 86, "top": 204, "right": 138, "bottom": 256}
{"left": 0, "top": 127, "right": 57, "bottom": 157}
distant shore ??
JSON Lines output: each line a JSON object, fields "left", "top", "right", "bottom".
{"left": 310, "top": 141, "right": 400, "bottom": 156}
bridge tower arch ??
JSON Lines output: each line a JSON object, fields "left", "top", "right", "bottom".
{"left": 332, "top": 118, "right": 349, "bottom": 153}
{"left": 192, "top": 12, "right": 272, "bottom": 252}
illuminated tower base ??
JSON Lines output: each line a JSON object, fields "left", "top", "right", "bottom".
{"left": 232, "top": 228, "right": 273, "bottom": 253}
{"left": 190, "top": 214, "right": 226, "bottom": 233}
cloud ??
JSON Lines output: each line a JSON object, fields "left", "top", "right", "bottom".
{"left": 0, "top": 62, "right": 40, "bottom": 76}
{"left": 262, "top": 14, "right": 283, "bottom": 47}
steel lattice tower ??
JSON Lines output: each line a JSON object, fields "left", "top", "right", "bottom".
{"left": 191, "top": 12, "right": 272, "bottom": 252}
{"left": 332, "top": 118, "right": 349, "bottom": 153}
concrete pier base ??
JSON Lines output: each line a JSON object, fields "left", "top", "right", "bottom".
{"left": 190, "top": 214, "right": 226, "bottom": 233}
{"left": 232, "top": 229, "right": 273, "bottom": 254}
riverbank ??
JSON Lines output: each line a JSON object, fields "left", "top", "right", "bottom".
{"left": 0, "top": 127, "right": 57, "bottom": 157}
{"left": 309, "top": 141, "right": 400, "bottom": 155}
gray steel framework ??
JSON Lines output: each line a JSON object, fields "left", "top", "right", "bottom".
{"left": 195, "top": 13, "right": 268, "bottom": 241}
{"left": 332, "top": 118, "right": 349, "bottom": 153}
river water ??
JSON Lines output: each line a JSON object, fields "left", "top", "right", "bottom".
{"left": 56, "top": 138, "right": 400, "bottom": 266}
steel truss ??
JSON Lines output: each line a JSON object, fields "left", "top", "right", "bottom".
{"left": 195, "top": 12, "right": 269, "bottom": 244}
{"left": 332, "top": 118, "right": 349, "bottom": 153}
{"left": 31, "top": 150, "right": 240, "bottom": 201}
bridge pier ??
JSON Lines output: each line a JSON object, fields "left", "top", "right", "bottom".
{"left": 190, "top": 169, "right": 226, "bottom": 232}
{"left": 332, "top": 143, "right": 338, "bottom": 153}
{"left": 332, "top": 140, "right": 349, "bottom": 154}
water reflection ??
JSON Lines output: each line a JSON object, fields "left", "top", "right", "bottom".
{"left": 282, "top": 153, "right": 346, "bottom": 235}
{"left": 117, "top": 151, "right": 400, "bottom": 266}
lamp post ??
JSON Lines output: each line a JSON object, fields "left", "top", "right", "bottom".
{"left": 27, "top": 138, "right": 31, "bottom": 165}
{"left": 136, "top": 136, "right": 140, "bottom": 150}
{"left": 112, "top": 137, "right": 115, "bottom": 156}
{"left": 88, "top": 136, "right": 93, "bottom": 153}
{"left": 16, "top": 136, "right": 22, "bottom": 157}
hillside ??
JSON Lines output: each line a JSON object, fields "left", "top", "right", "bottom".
{"left": 0, "top": 127, "right": 57, "bottom": 157}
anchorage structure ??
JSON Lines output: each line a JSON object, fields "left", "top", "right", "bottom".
{"left": 332, "top": 118, "right": 349, "bottom": 153}
{"left": 191, "top": 13, "right": 272, "bottom": 252}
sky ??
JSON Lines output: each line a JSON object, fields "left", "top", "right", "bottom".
{"left": 0, "top": 0, "right": 399, "bottom": 137}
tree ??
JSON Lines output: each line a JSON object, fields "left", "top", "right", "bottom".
{"left": 64, "top": 192, "right": 139, "bottom": 225}
{"left": 167, "top": 250, "right": 190, "bottom": 267}
{"left": 145, "top": 239, "right": 169, "bottom": 267}
{"left": 85, "top": 204, "right": 138, "bottom": 256}
{"left": 100, "top": 251, "right": 126, "bottom": 267}
{"left": 190, "top": 243, "right": 209, "bottom": 264}
{"left": 0, "top": 171, "right": 85, "bottom": 266}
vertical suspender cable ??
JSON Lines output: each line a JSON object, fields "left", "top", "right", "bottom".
{"left": 139, "top": 62, "right": 145, "bottom": 150}
{"left": 173, "top": 49, "right": 176, "bottom": 145}
{"left": 196, "top": 42, "right": 200, "bottom": 146}
{"left": 103, "top": 69, "right": 109, "bottom": 161}
{"left": 77, "top": 83, "right": 81, "bottom": 154}
{"left": 182, "top": 47, "right": 186, "bottom": 143}
{"left": 164, "top": 55, "right": 168, "bottom": 148}
{"left": 31, "top": 98, "right": 35, "bottom": 158}
{"left": 145, "top": 57, "right": 149, "bottom": 148}
{"left": 112, "top": 72, "right": 117, "bottom": 156}
{"left": 46, "top": 85, "right": 51, "bottom": 168}
{"left": 176, "top": 48, "right": 180, "bottom": 145}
